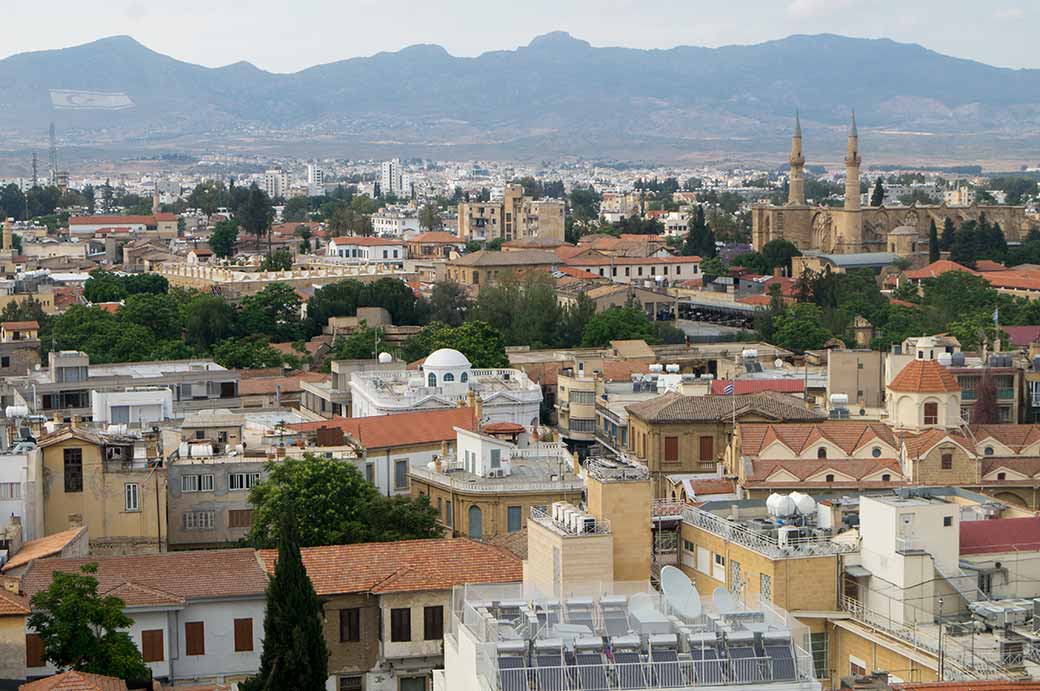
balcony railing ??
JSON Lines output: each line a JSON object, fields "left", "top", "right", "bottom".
{"left": 409, "top": 467, "right": 583, "bottom": 494}
{"left": 682, "top": 505, "right": 858, "bottom": 559}
{"left": 895, "top": 536, "right": 924, "bottom": 553}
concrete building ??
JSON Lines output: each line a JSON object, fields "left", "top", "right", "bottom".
{"left": 350, "top": 348, "right": 542, "bottom": 430}
{"left": 372, "top": 208, "right": 420, "bottom": 237}
{"left": 258, "top": 538, "right": 522, "bottom": 691}
{"left": 564, "top": 254, "right": 701, "bottom": 286}
{"left": 0, "top": 321, "right": 41, "bottom": 381}
{"left": 446, "top": 249, "right": 560, "bottom": 290}
{"left": 457, "top": 184, "right": 565, "bottom": 242}
{"left": 325, "top": 236, "right": 405, "bottom": 265}
{"left": 827, "top": 349, "right": 885, "bottom": 411}
{"left": 381, "top": 159, "right": 403, "bottom": 198}
{"left": 68, "top": 214, "right": 178, "bottom": 239}
{"left": 306, "top": 162, "right": 325, "bottom": 196}
{"left": 262, "top": 169, "right": 290, "bottom": 199}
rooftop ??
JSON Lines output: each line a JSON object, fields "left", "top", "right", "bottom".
{"left": 627, "top": 391, "right": 821, "bottom": 424}
{"left": 888, "top": 359, "right": 961, "bottom": 393}
{"left": 19, "top": 671, "right": 128, "bottom": 691}
{"left": 2, "top": 526, "right": 85, "bottom": 573}
{"left": 288, "top": 407, "right": 477, "bottom": 449}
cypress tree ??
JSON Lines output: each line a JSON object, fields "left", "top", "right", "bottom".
{"left": 940, "top": 217, "right": 956, "bottom": 251}
{"left": 242, "top": 512, "right": 329, "bottom": 691}
{"left": 682, "top": 205, "right": 715, "bottom": 258}
{"left": 870, "top": 177, "right": 885, "bottom": 207}
{"left": 928, "top": 219, "right": 940, "bottom": 263}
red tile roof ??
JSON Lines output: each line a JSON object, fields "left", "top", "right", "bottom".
{"left": 257, "top": 538, "right": 522, "bottom": 596}
{"left": 411, "top": 231, "right": 462, "bottom": 244}
{"left": 739, "top": 421, "right": 899, "bottom": 457}
{"left": 1003, "top": 325, "right": 1040, "bottom": 347}
{"left": 2, "top": 527, "right": 86, "bottom": 573}
{"left": 888, "top": 359, "right": 960, "bottom": 393}
{"left": 904, "top": 260, "right": 977, "bottom": 280}
{"left": 237, "top": 371, "right": 327, "bottom": 396}
{"left": 1, "top": 321, "right": 39, "bottom": 330}
{"left": 711, "top": 380, "right": 804, "bottom": 395}
{"left": 21, "top": 549, "right": 269, "bottom": 604}
{"left": 745, "top": 458, "right": 902, "bottom": 484}
{"left": 687, "top": 478, "right": 737, "bottom": 496}
{"left": 960, "top": 517, "right": 1040, "bottom": 555}
{"left": 557, "top": 266, "right": 603, "bottom": 281}
{"left": 565, "top": 254, "right": 699, "bottom": 267}
{"left": 69, "top": 214, "right": 172, "bottom": 226}
{"left": 0, "top": 587, "right": 29, "bottom": 615}
{"left": 482, "top": 422, "right": 525, "bottom": 434}
{"left": 288, "top": 407, "right": 476, "bottom": 449}
{"left": 19, "top": 671, "right": 128, "bottom": 691}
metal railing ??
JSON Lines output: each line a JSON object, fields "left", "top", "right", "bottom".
{"left": 409, "top": 466, "right": 584, "bottom": 494}
{"left": 530, "top": 506, "right": 611, "bottom": 536}
{"left": 895, "top": 536, "right": 923, "bottom": 552}
{"left": 682, "top": 506, "right": 858, "bottom": 559}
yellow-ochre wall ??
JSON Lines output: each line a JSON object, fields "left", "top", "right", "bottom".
{"left": 0, "top": 614, "right": 26, "bottom": 680}
{"left": 584, "top": 473, "right": 651, "bottom": 582}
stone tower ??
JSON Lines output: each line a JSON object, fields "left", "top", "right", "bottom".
{"left": 844, "top": 111, "right": 862, "bottom": 212}
{"left": 787, "top": 112, "right": 806, "bottom": 207}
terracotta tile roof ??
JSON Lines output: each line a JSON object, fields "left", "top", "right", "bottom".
{"left": 69, "top": 215, "right": 171, "bottom": 226}
{"left": 2, "top": 527, "right": 86, "bottom": 573}
{"left": 745, "top": 458, "right": 902, "bottom": 483}
{"left": 739, "top": 421, "right": 899, "bottom": 456}
{"left": 1003, "top": 325, "right": 1040, "bottom": 347}
{"left": 888, "top": 359, "right": 960, "bottom": 393}
{"left": 901, "top": 428, "right": 974, "bottom": 458}
{"left": 288, "top": 407, "right": 476, "bottom": 449}
{"left": 21, "top": 549, "right": 268, "bottom": 604}
{"left": 0, "top": 587, "right": 29, "bottom": 615}
{"left": 94, "top": 302, "right": 122, "bottom": 314}
{"left": 556, "top": 266, "right": 602, "bottom": 281}
{"left": 627, "top": 391, "right": 822, "bottom": 424}
{"left": 257, "top": 538, "right": 522, "bottom": 596}
{"left": 501, "top": 237, "right": 568, "bottom": 249}
{"left": 904, "top": 260, "right": 976, "bottom": 280}
{"left": 554, "top": 245, "right": 584, "bottom": 261}
{"left": 237, "top": 371, "right": 326, "bottom": 396}
{"left": 894, "top": 682, "right": 1040, "bottom": 690}
{"left": 960, "top": 517, "right": 1040, "bottom": 555}
{"left": 971, "top": 424, "right": 1040, "bottom": 451}
{"left": 975, "top": 259, "right": 1008, "bottom": 272}
{"left": 100, "top": 581, "right": 185, "bottom": 607}
{"left": 487, "top": 528, "right": 528, "bottom": 559}
{"left": 687, "top": 478, "right": 737, "bottom": 495}
{"left": 1, "top": 320, "right": 39, "bottom": 330}
{"left": 482, "top": 422, "right": 525, "bottom": 434}
{"left": 451, "top": 249, "right": 559, "bottom": 267}
{"left": 982, "top": 270, "right": 1040, "bottom": 292}
{"left": 410, "top": 231, "right": 461, "bottom": 244}
{"left": 982, "top": 457, "right": 1040, "bottom": 478}
{"left": 711, "top": 379, "right": 804, "bottom": 395}
{"left": 19, "top": 671, "right": 128, "bottom": 691}
{"left": 565, "top": 254, "right": 699, "bottom": 267}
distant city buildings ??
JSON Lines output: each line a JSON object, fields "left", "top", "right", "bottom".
{"left": 262, "top": 169, "right": 291, "bottom": 199}
{"left": 457, "top": 183, "right": 565, "bottom": 242}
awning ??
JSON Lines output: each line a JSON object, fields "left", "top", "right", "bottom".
{"left": 845, "top": 565, "right": 872, "bottom": 578}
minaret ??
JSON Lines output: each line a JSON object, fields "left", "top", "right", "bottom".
{"left": 787, "top": 111, "right": 806, "bottom": 206}
{"left": 844, "top": 111, "right": 862, "bottom": 212}
{"left": 2, "top": 218, "right": 11, "bottom": 253}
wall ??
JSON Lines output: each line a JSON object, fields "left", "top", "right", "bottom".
{"left": 832, "top": 623, "right": 938, "bottom": 684}
{"left": 827, "top": 350, "right": 884, "bottom": 409}
{"left": 169, "top": 599, "right": 265, "bottom": 682}
{"left": 325, "top": 593, "right": 380, "bottom": 677}
{"left": 525, "top": 518, "right": 613, "bottom": 598}
{"left": 0, "top": 614, "right": 25, "bottom": 682}
{"left": 167, "top": 458, "right": 266, "bottom": 548}
{"left": 627, "top": 417, "right": 726, "bottom": 497}
{"left": 584, "top": 474, "right": 651, "bottom": 582}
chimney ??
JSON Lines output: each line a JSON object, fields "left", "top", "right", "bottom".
{"left": 70, "top": 415, "right": 79, "bottom": 430}
{"left": 151, "top": 187, "right": 160, "bottom": 216}
{"left": 2, "top": 218, "right": 11, "bottom": 253}
{"left": 773, "top": 266, "right": 782, "bottom": 279}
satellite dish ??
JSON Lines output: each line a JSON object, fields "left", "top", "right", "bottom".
{"left": 661, "top": 566, "right": 701, "bottom": 620}
{"left": 712, "top": 587, "right": 738, "bottom": 615}
{"left": 378, "top": 352, "right": 393, "bottom": 364}
{"left": 774, "top": 358, "right": 784, "bottom": 368}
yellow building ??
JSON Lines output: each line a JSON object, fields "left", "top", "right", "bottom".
{"left": 457, "top": 184, "right": 565, "bottom": 242}
{"left": 32, "top": 426, "right": 168, "bottom": 555}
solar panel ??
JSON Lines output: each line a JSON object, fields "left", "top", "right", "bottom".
{"left": 535, "top": 654, "right": 569, "bottom": 691}
{"left": 728, "top": 647, "right": 766, "bottom": 683}
{"left": 613, "top": 652, "right": 646, "bottom": 690}
{"left": 765, "top": 644, "right": 796, "bottom": 680}
{"left": 499, "top": 657, "right": 525, "bottom": 669}
{"left": 498, "top": 663, "right": 527, "bottom": 691}
{"left": 604, "top": 612, "right": 630, "bottom": 636}
{"left": 649, "top": 649, "right": 683, "bottom": 687}
{"left": 575, "top": 653, "right": 609, "bottom": 691}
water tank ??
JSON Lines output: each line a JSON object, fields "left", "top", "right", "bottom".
{"left": 951, "top": 352, "right": 966, "bottom": 366}
{"left": 665, "top": 364, "right": 680, "bottom": 374}
{"left": 767, "top": 493, "right": 796, "bottom": 518}
{"left": 649, "top": 364, "right": 664, "bottom": 373}
{"left": 3, "top": 406, "right": 28, "bottom": 418}
{"left": 378, "top": 352, "right": 393, "bottom": 364}
{"left": 937, "top": 353, "right": 953, "bottom": 366}
{"left": 741, "top": 349, "right": 759, "bottom": 359}
{"left": 790, "top": 491, "right": 817, "bottom": 516}
{"left": 829, "top": 393, "right": 849, "bottom": 407}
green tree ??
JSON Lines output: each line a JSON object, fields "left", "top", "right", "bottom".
{"left": 0, "top": 184, "right": 26, "bottom": 220}
{"left": 82, "top": 270, "right": 127, "bottom": 303}
{"left": 419, "top": 203, "right": 443, "bottom": 231}
{"left": 28, "top": 563, "right": 150, "bottom": 680}
{"left": 295, "top": 224, "right": 313, "bottom": 253}
{"left": 260, "top": 249, "right": 293, "bottom": 272}
{"left": 473, "top": 272, "right": 561, "bottom": 349}
{"left": 239, "top": 283, "right": 304, "bottom": 342}
{"left": 760, "top": 239, "right": 802, "bottom": 275}
{"left": 119, "top": 293, "right": 182, "bottom": 340}
{"left": 329, "top": 324, "right": 384, "bottom": 360}
{"left": 771, "top": 303, "right": 832, "bottom": 352}
{"left": 187, "top": 180, "right": 228, "bottom": 216}
{"left": 940, "top": 218, "right": 956, "bottom": 251}
{"left": 282, "top": 196, "right": 313, "bottom": 223}
{"left": 238, "top": 185, "right": 274, "bottom": 252}
{"left": 581, "top": 306, "right": 657, "bottom": 347}
{"left": 699, "top": 256, "right": 725, "bottom": 283}
{"left": 247, "top": 454, "right": 440, "bottom": 548}
{"left": 50, "top": 306, "right": 160, "bottom": 364}
{"left": 209, "top": 218, "right": 239, "bottom": 258}
{"left": 870, "top": 177, "right": 886, "bottom": 207}
{"left": 730, "top": 251, "right": 770, "bottom": 275}
{"left": 928, "top": 220, "right": 940, "bottom": 263}
{"left": 427, "top": 281, "right": 470, "bottom": 327}
{"left": 241, "top": 513, "right": 329, "bottom": 691}
{"left": 212, "top": 336, "right": 286, "bottom": 369}
{"left": 401, "top": 321, "right": 508, "bottom": 367}
{"left": 556, "top": 293, "right": 597, "bottom": 348}
{"left": 682, "top": 206, "right": 715, "bottom": 257}
{"left": 184, "top": 293, "right": 238, "bottom": 349}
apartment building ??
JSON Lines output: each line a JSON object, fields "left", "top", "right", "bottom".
{"left": 564, "top": 254, "right": 701, "bottom": 286}
{"left": 0, "top": 321, "right": 41, "bottom": 381}
{"left": 29, "top": 425, "right": 168, "bottom": 555}
{"left": 21, "top": 550, "right": 267, "bottom": 685}
{"left": 457, "top": 184, "right": 565, "bottom": 242}
{"left": 258, "top": 538, "right": 522, "bottom": 691}
{"left": 326, "top": 236, "right": 405, "bottom": 265}
{"left": 372, "top": 207, "right": 420, "bottom": 236}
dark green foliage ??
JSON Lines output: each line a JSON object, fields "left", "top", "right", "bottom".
{"left": 473, "top": 273, "right": 561, "bottom": 349}
{"left": 239, "top": 283, "right": 305, "bottom": 343}
{"left": 870, "top": 177, "right": 885, "bottom": 206}
{"left": 83, "top": 270, "right": 168, "bottom": 304}
{"left": 699, "top": 257, "right": 725, "bottom": 283}
{"left": 184, "top": 293, "right": 237, "bottom": 349}
{"left": 581, "top": 306, "right": 657, "bottom": 347}
{"left": 260, "top": 249, "right": 293, "bottom": 272}
{"left": 760, "top": 239, "right": 802, "bottom": 274}
{"left": 237, "top": 184, "right": 274, "bottom": 249}
{"left": 771, "top": 303, "right": 832, "bottom": 352}
{"left": 426, "top": 282, "right": 470, "bottom": 327}
{"left": 240, "top": 513, "right": 329, "bottom": 691}
{"left": 329, "top": 325, "right": 384, "bottom": 361}
{"left": 208, "top": 218, "right": 239, "bottom": 258}
{"left": 401, "top": 321, "right": 508, "bottom": 367}
{"left": 682, "top": 206, "right": 716, "bottom": 257}
{"left": 940, "top": 218, "right": 956, "bottom": 251}
{"left": 211, "top": 336, "right": 286, "bottom": 369}
{"left": 928, "top": 220, "right": 940, "bottom": 262}
{"left": 306, "top": 278, "right": 426, "bottom": 335}
{"left": 28, "top": 563, "right": 150, "bottom": 680}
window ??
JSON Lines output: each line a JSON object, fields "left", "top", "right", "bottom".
{"left": 712, "top": 553, "right": 726, "bottom": 581}
{"left": 941, "top": 453, "right": 953, "bottom": 470}
{"left": 390, "top": 608, "right": 411, "bottom": 642}
{"left": 984, "top": 446, "right": 994, "bottom": 456}
{"left": 0, "top": 356, "right": 8, "bottom": 368}
{"left": 142, "top": 629, "right": 164, "bottom": 662}
{"left": 446, "top": 500, "right": 453, "bottom": 527}
{"left": 810, "top": 633, "right": 828, "bottom": 680}
{"left": 850, "top": 656, "right": 867, "bottom": 676}
{"left": 424, "top": 605, "right": 444, "bottom": 640}
{"left": 570, "top": 418, "right": 595, "bottom": 433}
{"left": 339, "top": 674, "right": 364, "bottom": 691}
{"left": 229, "top": 472, "right": 260, "bottom": 491}
{"left": 395, "top": 460, "right": 409, "bottom": 490}
{"left": 943, "top": 516, "right": 953, "bottom": 527}
{"left": 63, "top": 448, "right": 83, "bottom": 493}
{"left": 234, "top": 618, "right": 254, "bottom": 652}
{"left": 228, "top": 509, "right": 254, "bottom": 529}
{"left": 185, "top": 621, "right": 205, "bottom": 656}
{"left": 0, "top": 482, "right": 21, "bottom": 500}
{"left": 924, "top": 401, "right": 939, "bottom": 425}
{"left": 872, "top": 447, "right": 881, "bottom": 458}
{"left": 428, "top": 372, "right": 436, "bottom": 387}
{"left": 698, "top": 436, "right": 714, "bottom": 461}
{"left": 26, "top": 633, "right": 44, "bottom": 667}
{"left": 468, "top": 506, "right": 483, "bottom": 538}
{"left": 882, "top": 474, "right": 891, "bottom": 482}
{"left": 340, "top": 608, "right": 361, "bottom": 642}
{"left": 759, "top": 573, "right": 772, "bottom": 602}
{"left": 181, "top": 474, "right": 214, "bottom": 493}
{"left": 195, "top": 429, "right": 206, "bottom": 440}
{"left": 443, "top": 373, "right": 454, "bottom": 383}
{"left": 124, "top": 483, "right": 139, "bottom": 512}
{"left": 490, "top": 449, "right": 501, "bottom": 469}
{"left": 184, "top": 511, "right": 214, "bottom": 530}
{"left": 817, "top": 447, "right": 827, "bottom": 459}
{"left": 998, "top": 472, "right": 1007, "bottom": 481}
{"left": 979, "top": 572, "right": 993, "bottom": 598}
{"left": 365, "top": 463, "right": 375, "bottom": 484}
{"left": 664, "top": 436, "right": 679, "bottom": 462}
{"left": 460, "top": 372, "right": 468, "bottom": 383}
{"left": 825, "top": 473, "right": 835, "bottom": 483}
{"left": 570, "top": 390, "right": 595, "bottom": 405}
{"left": 507, "top": 506, "right": 522, "bottom": 533}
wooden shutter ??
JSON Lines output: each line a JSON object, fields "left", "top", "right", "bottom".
{"left": 141, "top": 629, "right": 164, "bottom": 662}
{"left": 234, "top": 618, "right": 253, "bottom": 652}
{"left": 699, "top": 436, "right": 714, "bottom": 461}
{"left": 185, "top": 621, "right": 205, "bottom": 656}
{"left": 664, "top": 436, "right": 679, "bottom": 462}
{"left": 25, "top": 633, "right": 44, "bottom": 668}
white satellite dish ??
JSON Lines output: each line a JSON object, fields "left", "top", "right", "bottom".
{"left": 661, "top": 566, "right": 701, "bottom": 620}
{"left": 712, "top": 587, "right": 738, "bottom": 615}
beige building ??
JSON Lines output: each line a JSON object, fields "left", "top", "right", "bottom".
{"left": 31, "top": 426, "right": 168, "bottom": 555}
{"left": 826, "top": 349, "right": 884, "bottom": 410}
{"left": 752, "top": 113, "right": 1033, "bottom": 255}
{"left": 445, "top": 249, "right": 559, "bottom": 290}
{"left": 457, "top": 184, "right": 565, "bottom": 242}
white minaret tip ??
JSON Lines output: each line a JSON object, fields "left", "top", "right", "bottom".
{"left": 849, "top": 110, "right": 858, "bottom": 137}
{"left": 794, "top": 110, "right": 802, "bottom": 138}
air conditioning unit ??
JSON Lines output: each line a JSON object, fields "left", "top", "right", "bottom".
{"left": 576, "top": 516, "right": 597, "bottom": 534}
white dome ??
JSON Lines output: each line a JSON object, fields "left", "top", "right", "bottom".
{"left": 423, "top": 348, "right": 471, "bottom": 370}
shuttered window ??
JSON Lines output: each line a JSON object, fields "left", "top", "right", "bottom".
{"left": 424, "top": 606, "right": 444, "bottom": 640}
{"left": 25, "top": 633, "right": 44, "bottom": 668}
{"left": 664, "top": 436, "right": 679, "bottom": 462}
{"left": 141, "top": 629, "right": 164, "bottom": 662}
{"left": 185, "top": 621, "right": 205, "bottom": 656}
{"left": 340, "top": 608, "right": 361, "bottom": 642}
{"left": 234, "top": 618, "right": 253, "bottom": 652}
{"left": 228, "top": 509, "right": 254, "bottom": 528}
{"left": 699, "top": 436, "right": 714, "bottom": 461}
{"left": 390, "top": 608, "right": 411, "bottom": 642}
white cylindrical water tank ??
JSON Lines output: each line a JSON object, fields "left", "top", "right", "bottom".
{"left": 741, "top": 349, "right": 759, "bottom": 359}
{"left": 790, "top": 491, "right": 816, "bottom": 516}
{"left": 649, "top": 364, "right": 664, "bottom": 373}
{"left": 829, "top": 393, "right": 849, "bottom": 406}
{"left": 4, "top": 406, "right": 28, "bottom": 418}
{"left": 378, "top": 352, "right": 393, "bottom": 364}
{"left": 665, "top": 364, "right": 680, "bottom": 374}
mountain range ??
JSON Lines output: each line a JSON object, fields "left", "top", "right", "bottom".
{"left": 2, "top": 32, "right": 1039, "bottom": 164}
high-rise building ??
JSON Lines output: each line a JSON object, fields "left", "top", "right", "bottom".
{"left": 380, "top": 159, "right": 402, "bottom": 197}
{"left": 305, "top": 162, "right": 325, "bottom": 196}
{"left": 262, "top": 169, "right": 290, "bottom": 199}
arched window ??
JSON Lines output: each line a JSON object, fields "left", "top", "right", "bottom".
{"left": 443, "top": 373, "right": 455, "bottom": 383}
{"left": 923, "top": 401, "right": 939, "bottom": 425}
{"left": 468, "top": 506, "right": 483, "bottom": 539}
{"left": 427, "top": 372, "right": 436, "bottom": 387}
{"left": 825, "top": 474, "right": 835, "bottom": 483}
{"left": 460, "top": 372, "right": 468, "bottom": 383}
{"left": 985, "top": 446, "right": 994, "bottom": 456}
{"left": 872, "top": 447, "right": 882, "bottom": 458}
{"left": 817, "top": 448, "right": 827, "bottom": 459}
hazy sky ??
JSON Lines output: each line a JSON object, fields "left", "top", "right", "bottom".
{"left": 2, "top": 0, "right": 1036, "bottom": 72}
